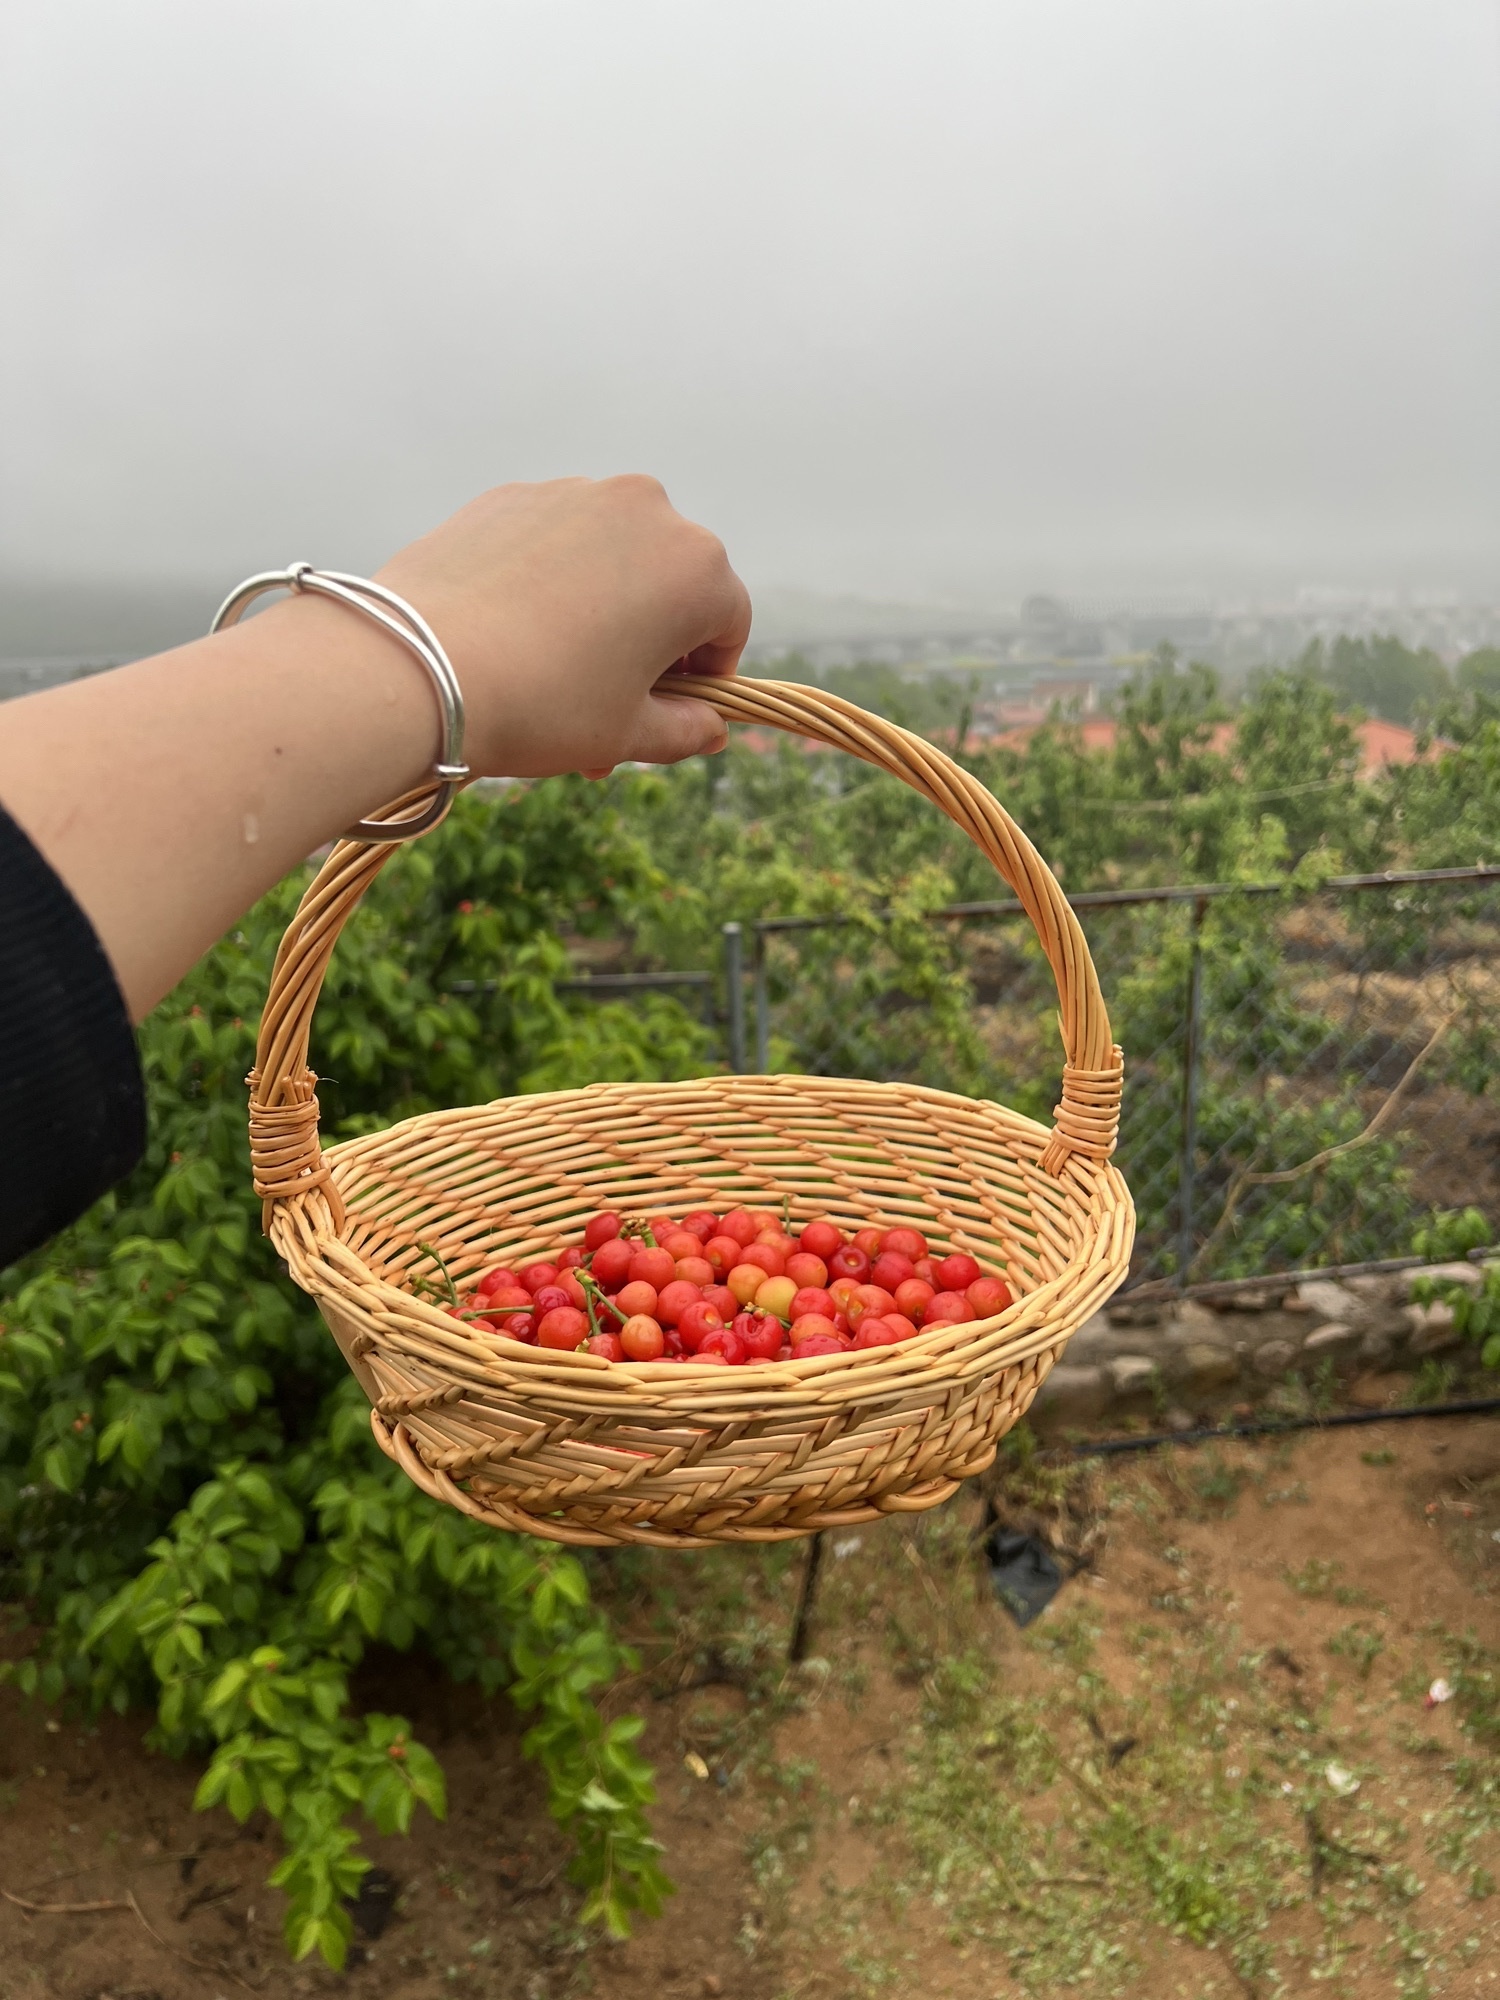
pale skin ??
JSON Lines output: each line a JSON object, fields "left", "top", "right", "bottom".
{"left": 0, "top": 477, "right": 749, "bottom": 1020}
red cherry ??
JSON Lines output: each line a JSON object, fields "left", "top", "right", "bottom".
{"left": 883, "top": 1313, "right": 920, "bottom": 1341}
{"left": 894, "top": 1278, "right": 935, "bottom": 1321}
{"left": 519, "top": 1262, "right": 560, "bottom": 1296}
{"left": 848, "top": 1285, "right": 897, "bottom": 1327}
{"left": 734, "top": 1312, "right": 784, "bottom": 1361}
{"left": 536, "top": 1306, "right": 589, "bottom": 1350}
{"left": 615, "top": 1280, "right": 659, "bottom": 1319}
{"left": 702, "top": 1234, "right": 745, "bottom": 1276}
{"left": 790, "top": 1313, "right": 840, "bottom": 1344}
{"left": 798, "top": 1218, "right": 844, "bottom": 1262}
{"left": 852, "top": 1318, "right": 901, "bottom": 1349}
{"left": 737, "top": 1241, "right": 786, "bottom": 1279}
{"left": 935, "top": 1252, "right": 982, "bottom": 1293}
{"left": 703, "top": 1284, "right": 739, "bottom": 1323}
{"left": 745, "top": 1208, "right": 780, "bottom": 1235}
{"left": 966, "top": 1277, "right": 1014, "bottom": 1317}
{"left": 828, "top": 1244, "right": 871, "bottom": 1283}
{"left": 557, "top": 1246, "right": 587, "bottom": 1271}
{"left": 583, "top": 1211, "right": 622, "bottom": 1251}
{"left": 586, "top": 1332, "right": 626, "bottom": 1360}
{"left": 698, "top": 1326, "right": 748, "bottom": 1364}
{"left": 476, "top": 1282, "right": 532, "bottom": 1326}
{"left": 473, "top": 1266, "right": 517, "bottom": 1298}
{"left": 530, "top": 1284, "right": 572, "bottom": 1316}
{"left": 924, "top": 1291, "right": 970, "bottom": 1325}
{"left": 647, "top": 1214, "right": 677, "bottom": 1240}
{"left": 913, "top": 1257, "right": 939, "bottom": 1287}
{"left": 679, "top": 1209, "right": 719, "bottom": 1241}
{"left": 853, "top": 1227, "right": 884, "bottom": 1259}
{"left": 660, "top": 1228, "right": 705, "bottom": 1263}
{"left": 870, "top": 1251, "right": 915, "bottom": 1293}
{"left": 694, "top": 1349, "right": 730, "bottom": 1365}
{"left": 674, "top": 1256, "right": 715, "bottom": 1288}
{"left": 790, "top": 1331, "right": 843, "bottom": 1357}
{"left": 589, "top": 1238, "right": 634, "bottom": 1290}
{"left": 677, "top": 1300, "right": 726, "bottom": 1352}
{"left": 785, "top": 1252, "right": 829, "bottom": 1291}
{"left": 559, "top": 1271, "right": 589, "bottom": 1310}
{"left": 717, "top": 1209, "right": 757, "bottom": 1247}
{"left": 655, "top": 1279, "right": 703, "bottom": 1327}
{"left": 629, "top": 1245, "right": 677, "bottom": 1292}
{"left": 755, "top": 1228, "right": 796, "bottom": 1255}
{"left": 620, "top": 1314, "right": 666, "bottom": 1361}
{"left": 790, "top": 1285, "right": 836, "bottom": 1322}
{"left": 882, "top": 1226, "right": 928, "bottom": 1261}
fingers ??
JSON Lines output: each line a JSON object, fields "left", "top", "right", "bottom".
{"left": 620, "top": 691, "right": 729, "bottom": 767}
{"left": 684, "top": 561, "right": 753, "bottom": 680}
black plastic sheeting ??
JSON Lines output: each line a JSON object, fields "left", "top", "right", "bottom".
{"left": 984, "top": 1527, "right": 1066, "bottom": 1626}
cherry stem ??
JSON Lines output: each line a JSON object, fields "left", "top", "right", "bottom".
{"left": 576, "top": 1270, "right": 606, "bottom": 1339}
{"left": 414, "top": 1241, "right": 460, "bottom": 1307}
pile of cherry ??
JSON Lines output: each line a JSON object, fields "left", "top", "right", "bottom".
{"left": 447, "top": 1206, "right": 1014, "bottom": 1365}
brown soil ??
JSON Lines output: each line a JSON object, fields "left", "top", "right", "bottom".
{"left": 2, "top": 1415, "right": 1498, "bottom": 2000}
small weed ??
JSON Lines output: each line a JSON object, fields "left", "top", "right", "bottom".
{"left": 1187, "top": 1449, "right": 1246, "bottom": 1512}
{"left": 1406, "top": 1359, "right": 1459, "bottom": 1406}
{"left": 1283, "top": 1557, "right": 1374, "bottom": 1606}
{"left": 1328, "top": 1621, "right": 1385, "bottom": 1679}
{"left": 1362, "top": 1447, "right": 1399, "bottom": 1466}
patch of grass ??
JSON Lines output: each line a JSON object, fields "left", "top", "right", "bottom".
{"left": 1407, "top": 1359, "right": 1460, "bottom": 1406}
{"left": 1363, "top": 1447, "right": 1400, "bottom": 1466}
{"left": 1328, "top": 1621, "right": 1386, "bottom": 1679}
{"left": 1283, "top": 1557, "right": 1377, "bottom": 1606}
{"left": 820, "top": 1467, "right": 1500, "bottom": 1994}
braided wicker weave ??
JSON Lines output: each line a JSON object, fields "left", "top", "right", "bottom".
{"left": 249, "top": 677, "right": 1133, "bottom": 1547}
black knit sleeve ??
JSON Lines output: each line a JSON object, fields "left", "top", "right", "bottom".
{"left": 0, "top": 805, "right": 146, "bottom": 1267}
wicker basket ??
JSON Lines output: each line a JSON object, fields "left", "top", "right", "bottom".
{"left": 248, "top": 677, "right": 1133, "bottom": 1547}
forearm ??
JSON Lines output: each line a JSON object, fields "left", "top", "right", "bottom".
{"left": 0, "top": 596, "right": 432, "bottom": 1019}
{"left": 0, "top": 477, "right": 747, "bottom": 1026}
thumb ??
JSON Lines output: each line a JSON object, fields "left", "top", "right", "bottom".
{"left": 620, "top": 690, "right": 729, "bottom": 766}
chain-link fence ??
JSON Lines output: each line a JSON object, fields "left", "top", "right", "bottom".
{"left": 719, "top": 865, "right": 1500, "bottom": 1296}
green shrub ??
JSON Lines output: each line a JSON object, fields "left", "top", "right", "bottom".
{"left": 0, "top": 782, "right": 697, "bottom": 1966}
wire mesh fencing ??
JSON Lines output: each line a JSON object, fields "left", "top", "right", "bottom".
{"left": 732, "top": 867, "right": 1500, "bottom": 1293}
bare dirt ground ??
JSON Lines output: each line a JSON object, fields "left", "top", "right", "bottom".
{"left": 3, "top": 1414, "right": 1499, "bottom": 2000}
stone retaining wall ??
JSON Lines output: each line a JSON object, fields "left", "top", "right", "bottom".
{"left": 1032, "top": 1264, "right": 1490, "bottom": 1433}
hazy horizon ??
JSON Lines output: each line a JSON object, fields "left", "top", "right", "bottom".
{"left": 4, "top": 1, "right": 1498, "bottom": 617}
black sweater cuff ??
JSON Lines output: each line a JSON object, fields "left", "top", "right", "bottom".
{"left": 0, "top": 805, "right": 146, "bottom": 1266}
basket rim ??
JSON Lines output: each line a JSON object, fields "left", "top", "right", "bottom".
{"left": 322, "top": 1068, "right": 1069, "bottom": 1174}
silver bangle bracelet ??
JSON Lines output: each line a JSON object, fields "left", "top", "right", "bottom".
{"left": 210, "top": 562, "right": 470, "bottom": 843}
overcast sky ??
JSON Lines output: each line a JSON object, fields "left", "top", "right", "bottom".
{"left": 3, "top": 0, "right": 1498, "bottom": 610}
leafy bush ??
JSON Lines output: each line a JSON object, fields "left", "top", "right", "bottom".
{"left": 0, "top": 781, "right": 699, "bottom": 1966}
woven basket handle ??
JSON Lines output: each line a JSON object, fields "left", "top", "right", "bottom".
{"left": 249, "top": 677, "right": 1121, "bottom": 1227}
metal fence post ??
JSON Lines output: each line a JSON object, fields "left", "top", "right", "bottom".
{"left": 753, "top": 926, "right": 770, "bottom": 1074}
{"left": 722, "top": 922, "right": 746, "bottom": 1072}
{"left": 1176, "top": 896, "right": 1207, "bottom": 1286}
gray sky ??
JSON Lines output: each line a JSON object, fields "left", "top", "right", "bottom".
{"left": 3, "top": 0, "right": 1499, "bottom": 611}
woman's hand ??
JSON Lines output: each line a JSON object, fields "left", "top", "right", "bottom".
{"left": 376, "top": 475, "right": 748, "bottom": 777}
{"left": 0, "top": 475, "right": 750, "bottom": 1018}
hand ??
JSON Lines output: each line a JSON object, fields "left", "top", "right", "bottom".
{"left": 374, "top": 475, "right": 750, "bottom": 779}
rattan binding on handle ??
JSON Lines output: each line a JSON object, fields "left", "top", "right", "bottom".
{"left": 248, "top": 677, "right": 1121, "bottom": 1204}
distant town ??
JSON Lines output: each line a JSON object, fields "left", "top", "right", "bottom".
{"left": 746, "top": 583, "right": 1500, "bottom": 694}
{"left": 5, "top": 582, "right": 1500, "bottom": 718}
